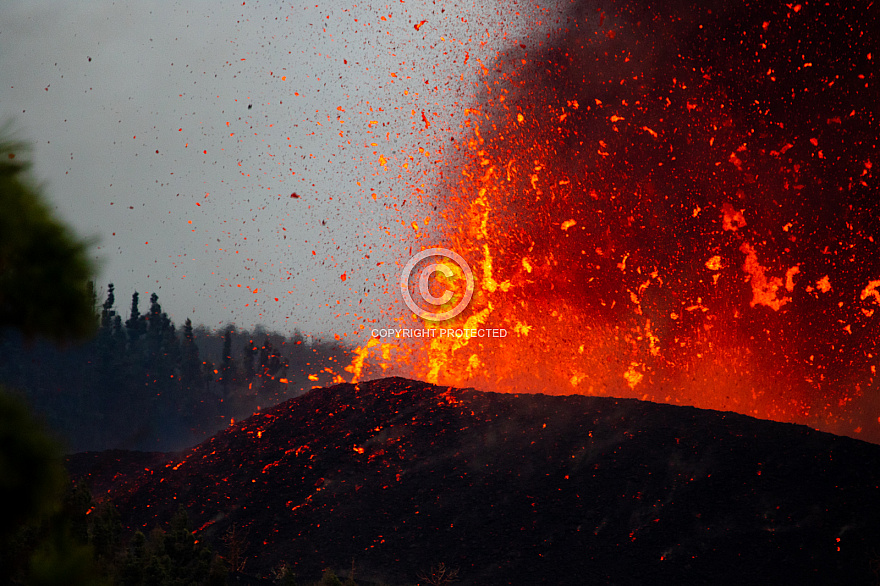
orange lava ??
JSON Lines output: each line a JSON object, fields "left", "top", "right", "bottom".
{"left": 345, "top": 6, "right": 880, "bottom": 444}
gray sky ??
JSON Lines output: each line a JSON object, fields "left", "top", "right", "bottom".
{"left": 0, "top": 0, "right": 547, "bottom": 339}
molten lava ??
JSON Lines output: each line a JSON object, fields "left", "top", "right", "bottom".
{"left": 350, "top": 1, "right": 880, "bottom": 442}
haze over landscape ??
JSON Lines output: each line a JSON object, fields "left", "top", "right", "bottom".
{"left": 0, "top": 0, "right": 516, "bottom": 336}
{"left": 2, "top": 1, "right": 880, "bottom": 583}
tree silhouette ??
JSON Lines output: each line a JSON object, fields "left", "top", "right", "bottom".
{"left": 0, "top": 128, "right": 102, "bottom": 584}
{"left": 180, "top": 318, "right": 203, "bottom": 393}
{"left": 125, "top": 291, "right": 145, "bottom": 342}
{"left": 220, "top": 325, "right": 237, "bottom": 397}
{"left": 258, "top": 336, "right": 287, "bottom": 396}
{"left": 0, "top": 132, "right": 95, "bottom": 342}
{"left": 100, "top": 283, "right": 116, "bottom": 329}
{"left": 241, "top": 338, "right": 256, "bottom": 389}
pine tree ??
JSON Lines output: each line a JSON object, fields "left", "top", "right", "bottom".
{"left": 180, "top": 319, "right": 202, "bottom": 392}
{"left": 319, "top": 569, "right": 344, "bottom": 586}
{"left": 125, "top": 292, "right": 141, "bottom": 339}
{"left": 241, "top": 339, "right": 256, "bottom": 388}
{"left": 275, "top": 564, "right": 298, "bottom": 586}
{"left": 119, "top": 530, "right": 146, "bottom": 585}
{"left": 144, "top": 293, "right": 178, "bottom": 393}
{"left": 220, "top": 325, "right": 236, "bottom": 396}
{"left": 122, "top": 291, "right": 151, "bottom": 429}
{"left": 63, "top": 481, "right": 93, "bottom": 545}
{"left": 97, "top": 285, "right": 119, "bottom": 372}
{"left": 90, "top": 501, "right": 122, "bottom": 562}
{"left": 100, "top": 283, "right": 116, "bottom": 331}
{"left": 162, "top": 322, "right": 181, "bottom": 380}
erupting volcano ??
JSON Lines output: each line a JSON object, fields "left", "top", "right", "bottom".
{"left": 350, "top": 0, "right": 880, "bottom": 443}
{"left": 70, "top": 378, "right": 880, "bottom": 584}
{"left": 12, "top": 1, "right": 880, "bottom": 585}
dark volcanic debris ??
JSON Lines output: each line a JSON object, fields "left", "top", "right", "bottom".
{"left": 69, "top": 377, "right": 880, "bottom": 585}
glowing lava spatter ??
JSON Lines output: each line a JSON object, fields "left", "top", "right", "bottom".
{"left": 347, "top": 1, "right": 880, "bottom": 443}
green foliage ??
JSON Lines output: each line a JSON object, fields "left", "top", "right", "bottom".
{"left": 0, "top": 389, "right": 64, "bottom": 580}
{"left": 110, "top": 507, "right": 226, "bottom": 586}
{"left": 0, "top": 127, "right": 107, "bottom": 584}
{"left": 125, "top": 292, "right": 144, "bottom": 338}
{"left": 180, "top": 318, "right": 203, "bottom": 393}
{"left": 318, "top": 569, "right": 345, "bottom": 586}
{"left": 0, "top": 290, "right": 352, "bottom": 451}
{"left": 64, "top": 481, "right": 93, "bottom": 545}
{"left": 0, "top": 390, "right": 65, "bottom": 544}
{"left": 0, "top": 133, "right": 95, "bottom": 342}
{"left": 0, "top": 390, "right": 108, "bottom": 585}
{"left": 119, "top": 531, "right": 147, "bottom": 585}
{"left": 274, "top": 563, "right": 298, "bottom": 586}
{"left": 0, "top": 123, "right": 354, "bottom": 453}
{"left": 313, "top": 568, "right": 363, "bottom": 586}
{"left": 26, "top": 521, "right": 106, "bottom": 586}
{"left": 90, "top": 501, "right": 123, "bottom": 562}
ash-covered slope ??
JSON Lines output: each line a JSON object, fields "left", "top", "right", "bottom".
{"left": 72, "top": 378, "right": 880, "bottom": 584}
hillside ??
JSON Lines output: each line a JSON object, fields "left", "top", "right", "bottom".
{"left": 69, "top": 377, "right": 880, "bottom": 585}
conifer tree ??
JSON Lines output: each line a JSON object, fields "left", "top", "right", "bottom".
{"left": 220, "top": 325, "right": 236, "bottom": 395}
{"left": 241, "top": 339, "right": 256, "bottom": 387}
{"left": 100, "top": 283, "right": 116, "bottom": 330}
{"left": 180, "top": 318, "right": 202, "bottom": 392}
{"left": 125, "top": 292, "right": 143, "bottom": 342}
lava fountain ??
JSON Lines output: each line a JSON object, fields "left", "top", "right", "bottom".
{"left": 349, "top": 1, "right": 879, "bottom": 442}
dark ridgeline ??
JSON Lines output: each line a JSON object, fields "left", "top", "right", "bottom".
{"left": 69, "top": 377, "right": 880, "bottom": 586}
{"left": 433, "top": 0, "right": 880, "bottom": 438}
{"left": 0, "top": 285, "right": 354, "bottom": 452}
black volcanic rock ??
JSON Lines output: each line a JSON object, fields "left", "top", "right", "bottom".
{"left": 66, "top": 450, "right": 170, "bottom": 496}
{"left": 70, "top": 378, "right": 880, "bottom": 585}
